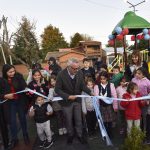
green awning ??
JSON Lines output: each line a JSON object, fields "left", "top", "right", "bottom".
{"left": 113, "top": 11, "right": 150, "bottom": 35}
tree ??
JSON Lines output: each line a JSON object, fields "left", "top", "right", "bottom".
{"left": 70, "top": 32, "right": 93, "bottom": 48}
{"left": 70, "top": 33, "right": 83, "bottom": 48}
{"left": 13, "top": 16, "right": 40, "bottom": 68}
{"left": 0, "top": 15, "right": 28, "bottom": 66}
{"left": 81, "top": 34, "right": 93, "bottom": 41}
{"left": 41, "top": 25, "right": 68, "bottom": 56}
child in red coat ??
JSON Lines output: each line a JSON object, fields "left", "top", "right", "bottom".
{"left": 120, "top": 82, "right": 145, "bottom": 134}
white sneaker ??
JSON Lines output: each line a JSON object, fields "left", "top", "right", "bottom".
{"left": 63, "top": 128, "right": 67, "bottom": 134}
{"left": 59, "top": 128, "right": 63, "bottom": 135}
{"left": 51, "top": 130, "right": 54, "bottom": 136}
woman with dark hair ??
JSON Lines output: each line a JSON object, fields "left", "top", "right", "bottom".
{"left": 125, "top": 51, "right": 148, "bottom": 81}
{"left": 48, "top": 57, "right": 62, "bottom": 76}
{"left": 2, "top": 64, "right": 29, "bottom": 149}
{"left": 0, "top": 77, "right": 9, "bottom": 150}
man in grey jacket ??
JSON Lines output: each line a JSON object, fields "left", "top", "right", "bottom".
{"left": 55, "top": 58, "right": 93, "bottom": 144}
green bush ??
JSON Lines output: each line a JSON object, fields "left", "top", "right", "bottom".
{"left": 121, "top": 126, "right": 150, "bottom": 150}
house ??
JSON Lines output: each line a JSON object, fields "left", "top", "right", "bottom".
{"left": 45, "top": 41, "right": 105, "bottom": 68}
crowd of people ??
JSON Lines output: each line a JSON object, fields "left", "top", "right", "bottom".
{"left": 0, "top": 52, "right": 150, "bottom": 150}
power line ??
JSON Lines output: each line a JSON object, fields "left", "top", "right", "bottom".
{"left": 84, "top": 0, "right": 150, "bottom": 12}
{"left": 84, "top": 0, "right": 123, "bottom": 10}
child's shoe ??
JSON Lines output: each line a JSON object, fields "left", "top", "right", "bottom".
{"left": 44, "top": 140, "right": 53, "bottom": 149}
{"left": 39, "top": 140, "right": 46, "bottom": 148}
{"left": 63, "top": 128, "right": 67, "bottom": 134}
{"left": 59, "top": 128, "right": 63, "bottom": 135}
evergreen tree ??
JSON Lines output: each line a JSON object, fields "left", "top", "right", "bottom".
{"left": 13, "top": 16, "right": 40, "bottom": 68}
{"left": 70, "top": 32, "right": 93, "bottom": 48}
{"left": 41, "top": 24, "right": 68, "bottom": 56}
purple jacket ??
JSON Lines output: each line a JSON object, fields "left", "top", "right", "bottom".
{"left": 132, "top": 77, "right": 150, "bottom": 96}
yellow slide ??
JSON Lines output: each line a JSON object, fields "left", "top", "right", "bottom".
{"left": 148, "top": 61, "right": 150, "bottom": 73}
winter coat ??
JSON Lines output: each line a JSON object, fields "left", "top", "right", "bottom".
{"left": 28, "top": 79, "right": 49, "bottom": 98}
{"left": 132, "top": 77, "right": 150, "bottom": 96}
{"left": 120, "top": 92, "right": 145, "bottom": 120}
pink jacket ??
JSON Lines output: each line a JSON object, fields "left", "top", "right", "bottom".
{"left": 116, "top": 86, "right": 127, "bottom": 110}
{"left": 132, "top": 77, "right": 150, "bottom": 96}
{"left": 94, "top": 83, "right": 118, "bottom": 110}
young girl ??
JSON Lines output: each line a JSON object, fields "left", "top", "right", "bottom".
{"left": 28, "top": 69, "right": 49, "bottom": 103}
{"left": 82, "top": 78, "right": 98, "bottom": 136}
{"left": 26, "top": 63, "right": 50, "bottom": 84}
{"left": 132, "top": 67, "right": 150, "bottom": 141}
{"left": 48, "top": 75, "right": 67, "bottom": 135}
{"left": 120, "top": 82, "right": 145, "bottom": 134}
{"left": 95, "top": 71, "right": 118, "bottom": 138}
{"left": 116, "top": 77, "right": 128, "bottom": 134}
{"left": 29, "top": 95, "right": 53, "bottom": 148}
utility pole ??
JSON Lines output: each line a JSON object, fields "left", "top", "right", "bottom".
{"left": 124, "top": 0, "right": 148, "bottom": 12}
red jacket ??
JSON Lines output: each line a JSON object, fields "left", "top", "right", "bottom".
{"left": 120, "top": 92, "right": 145, "bottom": 120}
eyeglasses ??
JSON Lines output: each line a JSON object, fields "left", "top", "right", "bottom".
{"left": 70, "top": 66, "right": 79, "bottom": 71}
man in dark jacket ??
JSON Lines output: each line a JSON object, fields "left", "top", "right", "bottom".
{"left": 55, "top": 58, "right": 92, "bottom": 144}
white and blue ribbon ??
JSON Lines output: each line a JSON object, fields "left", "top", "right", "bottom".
{"left": 92, "top": 96, "right": 113, "bottom": 146}
{"left": 0, "top": 88, "right": 150, "bottom": 146}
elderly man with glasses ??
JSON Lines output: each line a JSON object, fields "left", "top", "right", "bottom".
{"left": 55, "top": 58, "right": 93, "bottom": 144}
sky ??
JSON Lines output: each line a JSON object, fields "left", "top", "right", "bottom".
{"left": 0, "top": 0, "right": 150, "bottom": 48}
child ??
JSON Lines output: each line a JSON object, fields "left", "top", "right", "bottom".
{"left": 111, "top": 66, "right": 124, "bottom": 88}
{"left": 132, "top": 67, "right": 150, "bottom": 141}
{"left": 95, "top": 71, "right": 118, "bottom": 138}
{"left": 48, "top": 75, "right": 67, "bottom": 135}
{"left": 120, "top": 82, "right": 145, "bottom": 134}
{"left": 29, "top": 95, "right": 53, "bottom": 148}
{"left": 28, "top": 69, "right": 49, "bottom": 103}
{"left": 81, "top": 58, "right": 95, "bottom": 81}
{"left": 27, "top": 63, "right": 50, "bottom": 84}
{"left": 82, "top": 78, "right": 98, "bottom": 136}
{"left": 116, "top": 77, "right": 128, "bottom": 134}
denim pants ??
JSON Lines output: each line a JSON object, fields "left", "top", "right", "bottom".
{"left": 8, "top": 101, "right": 28, "bottom": 140}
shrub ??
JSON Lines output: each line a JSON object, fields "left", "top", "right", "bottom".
{"left": 121, "top": 126, "right": 150, "bottom": 150}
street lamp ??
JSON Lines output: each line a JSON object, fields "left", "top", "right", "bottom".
{"left": 124, "top": 0, "right": 148, "bottom": 12}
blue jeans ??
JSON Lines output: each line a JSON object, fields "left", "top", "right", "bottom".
{"left": 8, "top": 101, "right": 28, "bottom": 140}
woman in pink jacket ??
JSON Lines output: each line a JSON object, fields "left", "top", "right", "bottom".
{"left": 94, "top": 71, "right": 118, "bottom": 138}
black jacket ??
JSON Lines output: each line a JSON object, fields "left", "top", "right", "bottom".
{"left": 0, "top": 77, "right": 7, "bottom": 100}
{"left": 125, "top": 61, "right": 149, "bottom": 81}
{"left": 28, "top": 79, "right": 49, "bottom": 97}
{"left": 55, "top": 68, "right": 91, "bottom": 106}
{"left": 49, "top": 64, "right": 62, "bottom": 76}
{"left": 4, "top": 73, "right": 28, "bottom": 107}
{"left": 81, "top": 67, "right": 96, "bottom": 81}
{"left": 33, "top": 103, "right": 49, "bottom": 123}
